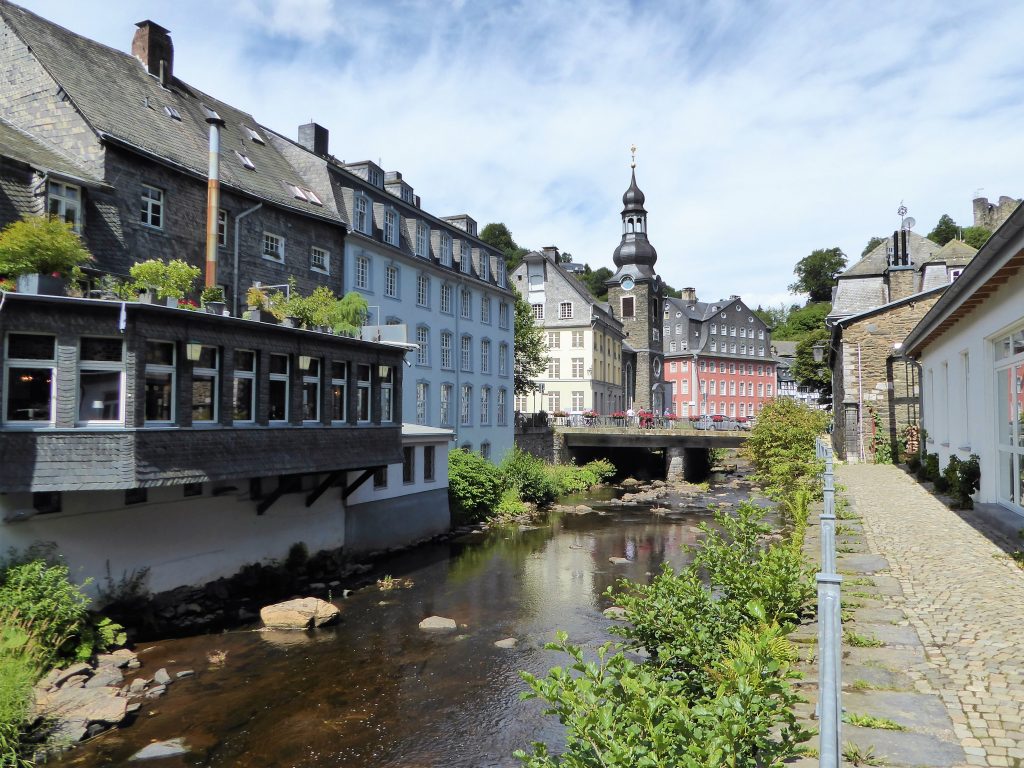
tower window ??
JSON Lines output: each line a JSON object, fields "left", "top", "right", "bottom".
{"left": 621, "top": 296, "right": 634, "bottom": 318}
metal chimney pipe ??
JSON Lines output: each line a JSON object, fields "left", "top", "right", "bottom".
{"left": 204, "top": 116, "right": 225, "bottom": 288}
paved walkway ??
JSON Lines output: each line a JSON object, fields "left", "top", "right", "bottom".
{"left": 839, "top": 464, "right": 1024, "bottom": 768}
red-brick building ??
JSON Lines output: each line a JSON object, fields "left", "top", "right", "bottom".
{"left": 661, "top": 293, "right": 776, "bottom": 419}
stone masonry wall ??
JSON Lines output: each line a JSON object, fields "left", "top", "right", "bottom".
{"left": 514, "top": 424, "right": 554, "bottom": 462}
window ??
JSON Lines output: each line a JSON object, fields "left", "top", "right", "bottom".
{"left": 572, "top": 391, "right": 584, "bottom": 411}
{"left": 192, "top": 346, "right": 219, "bottom": 423}
{"left": 710, "top": 380, "right": 717, "bottom": 395}
{"left": 664, "top": 325, "right": 670, "bottom": 338}
{"left": 235, "top": 150, "right": 255, "bottom": 170}
{"left": 461, "top": 335, "right": 472, "bottom": 371}
{"left": 480, "top": 442, "right": 491, "bottom": 460}
{"left": 461, "top": 241, "right": 472, "bottom": 273}
{"left": 730, "top": 326, "right": 737, "bottom": 336}
{"left": 460, "top": 289, "right": 472, "bottom": 319}
{"left": 301, "top": 358, "right": 320, "bottom": 422}
{"left": 670, "top": 361, "right": 677, "bottom": 373}
{"left": 700, "top": 360, "right": 706, "bottom": 372}
{"left": 380, "top": 367, "right": 394, "bottom": 423}
{"left": 416, "top": 326, "right": 429, "bottom": 366}
{"left": 244, "top": 125, "right": 264, "bottom": 144}
{"left": 140, "top": 184, "right": 163, "bottom": 229}
{"left": 710, "top": 341, "right": 717, "bottom": 352}
{"left": 499, "top": 302, "right": 509, "bottom": 328}
{"left": 416, "top": 222, "right": 429, "bottom": 258}
{"left": 480, "top": 253, "right": 490, "bottom": 282}
{"left": 416, "top": 274, "right": 430, "bottom": 307}
{"left": 498, "top": 343, "right": 508, "bottom": 376}
{"left": 383, "top": 209, "right": 399, "bottom": 245}
{"left": 547, "top": 357, "right": 561, "bottom": 378}
{"left": 373, "top": 466, "right": 388, "bottom": 489}
{"left": 559, "top": 302, "right": 573, "bottom": 319}
{"left": 440, "top": 284, "right": 453, "bottom": 314}
{"left": 354, "top": 194, "right": 370, "bottom": 234}
{"left": 480, "top": 387, "right": 490, "bottom": 424}
{"left": 424, "top": 445, "right": 436, "bottom": 481}
{"left": 385, "top": 265, "right": 398, "bottom": 298}
{"left": 759, "top": 329, "right": 765, "bottom": 339}
{"left": 269, "top": 354, "right": 289, "bottom": 422}
{"left": 481, "top": 296, "right": 491, "bottom": 324}
{"left": 729, "top": 381, "right": 736, "bottom": 395}
{"left": 402, "top": 446, "right": 415, "bottom": 483}
{"left": 572, "top": 358, "right": 584, "bottom": 378}
{"left": 532, "top": 303, "right": 544, "bottom": 320}
{"left": 460, "top": 384, "right": 472, "bottom": 425}
{"left": 621, "top": 297, "right": 634, "bottom": 318}
{"left": 710, "top": 362, "right": 717, "bottom": 372}
{"left": 572, "top": 330, "right": 584, "bottom": 348}
{"left": 48, "top": 181, "right": 81, "bottom": 233}
{"left": 440, "top": 232, "right": 453, "bottom": 266}
{"left": 497, "top": 388, "right": 507, "bottom": 426}
{"left": 217, "top": 209, "right": 228, "bottom": 247}
{"left": 670, "top": 341, "right": 676, "bottom": 352}
{"left": 546, "top": 391, "right": 561, "bottom": 413}
{"left": 739, "top": 382, "right": 746, "bottom": 396}
{"left": 369, "top": 167, "right": 383, "bottom": 187}
{"left": 766, "top": 384, "right": 773, "bottom": 396}
{"left": 547, "top": 332, "right": 560, "bottom": 349}
{"left": 230, "top": 350, "right": 257, "bottom": 422}
{"left": 322, "top": 361, "right": 345, "bottom": 423}
{"left": 311, "top": 246, "right": 329, "bottom": 273}
{"left": 357, "top": 364, "right": 372, "bottom": 422}
{"left": 355, "top": 255, "right": 369, "bottom": 290}
{"left": 416, "top": 382, "right": 428, "bottom": 424}
{"left": 78, "top": 337, "right": 123, "bottom": 423}
{"left": 164, "top": 105, "right": 181, "bottom": 120}
{"left": 262, "top": 232, "right": 284, "bottom": 262}
{"left": 497, "top": 259, "right": 506, "bottom": 287}
{"left": 440, "top": 383, "right": 453, "bottom": 427}
{"left": 481, "top": 339, "right": 491, "bottom": 374}
{"left": 144, "top": 341, "right": 175, "bottom": 423}
{"left": 441, "top": 332, "right": 453, "bottom": 370}
{"left": 4, "top": 333, "right": 56, "bottom": 424}
{"left": 681, "top": 380, "right": 689, "bottom": 394}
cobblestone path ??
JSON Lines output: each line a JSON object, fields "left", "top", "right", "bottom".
{"left": 839, "top": 464, "right": 1024, "bottom": 767}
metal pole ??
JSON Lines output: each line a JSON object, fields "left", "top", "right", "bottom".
{"left": 857, "top": 342, "right": 865, "bottom": 462}
{"left": 817, "top": 573, "right": 843, "bottom": 768}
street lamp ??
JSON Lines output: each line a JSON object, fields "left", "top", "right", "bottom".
{"left": 812, "top": 341, "right": 827, "bottom": 363}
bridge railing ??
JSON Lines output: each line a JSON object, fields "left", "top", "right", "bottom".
{"left": 814, "top": 435, "right": 842, "bottom": 768}
{"left": 544, "top": 414, "right": 754, "bottom": 432}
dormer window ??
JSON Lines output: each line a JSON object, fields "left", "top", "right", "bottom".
{"left": 48, "top": 181, "right": 82, "bottom": 233}
{"left": 303, "top": 188, "right": 322, "bottom": 206}
{"left": 244, "top": 126, "right": 264, "bottom": 144}
{"left": 163, "top": 105, "right": 181, "bottom": 120}
{"left": 461, "top": 242, "right": 472, "bottom": 274}
{"left": 415, "top": 222, "right": 429, "bottom": 258}
{"left": 384, "top": 209, "right": 399, "bottom": 246}
{"left": 440, "top": 233, "right": 453, "bottom": 266}
{"left": 354, "top": 194, "right": 370, "bottom": 235}
{"left": 369, "top": 168, "right": 383, "bottom": 187}
{"left": 235, "top": 151, "right": 255, "bottom": 170}
{"left": 480, "top": 253, "right": 490, "bottom": 282}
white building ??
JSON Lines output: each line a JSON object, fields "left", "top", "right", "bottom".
{"left": 903, "top": 202, "right": 1024, "bottom": 520}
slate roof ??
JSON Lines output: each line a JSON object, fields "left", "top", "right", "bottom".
{"left": 924, "top": 239, "right": 976, "bottom": 267}
{"left": 0, "top": 3, "right": 338, "bottom": 224}
{"left": 841, "top": 231, "right": 939, "bottom": 277}
{"left": 0, "top": 118, "right": 102, "bottom": 186}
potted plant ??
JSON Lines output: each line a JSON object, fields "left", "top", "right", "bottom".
{"left": 0, "top": 215, "right": 93, "bottom": 296}
{"left": 201, "top": 285, "right": 227, "bottom": 316}
{"left": 245, "top": 285, "right": 277, "bottom": 323}
{"left": 129, "top": 258, "right": 200, "bottom": 307}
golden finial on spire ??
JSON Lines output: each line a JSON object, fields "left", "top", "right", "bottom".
{"left": 630, "top": 144, "right": 637, "bottom": 169}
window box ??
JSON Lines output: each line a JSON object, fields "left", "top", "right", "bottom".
{"left": 246, "top": 308, "right": 278, "bottom": 324}
{"left": 15, "top": 273, "right": 67, "bottom": 297}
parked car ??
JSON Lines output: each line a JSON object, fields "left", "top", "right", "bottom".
{"left": 693, "top": 415, "right": 714, "bottom": 430}
{"left": 715, "top": 418, "right": 739, "bottom": 431}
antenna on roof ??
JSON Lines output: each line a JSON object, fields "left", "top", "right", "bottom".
{"left": 901, "top": 217, "right": 915, "bottom": 231}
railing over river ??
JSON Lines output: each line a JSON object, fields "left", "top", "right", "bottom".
{"left": 516, "top": 412, "right": 753, "bottom": 433}
{"left": 815, "top": 436, "right": 843, "bottom": 768}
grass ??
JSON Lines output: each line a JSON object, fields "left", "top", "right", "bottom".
{"left": 837, "top": 545, "right": 859, "bottom": 553}
{"left": 0, "top": 651, "right": 38, "bottom": 766}
{"left": 837, "top": 508, "right": 861, "bottom": 521}
{"left": 836, "top": 524, "right": 858, "bottom": 536}
{"left": 843, "top": 742, "right": 885, "bottom": 766}
{"left": 844, "top": 712, "right": 907, "bottom": 731}
{"left": 844, "top": 630, "right": 884, "bottom": 648}
{"left": 841, "top": 609, "right": 855, "bottom": 623}
{"left": 846, "top": 576, "right": 876, "bottom": 587}
{"left": 849, "top": 590, "right": 875, "bottom": 599}
{"left": 1010, "top": 551, "right": 1024, "bottom": 569}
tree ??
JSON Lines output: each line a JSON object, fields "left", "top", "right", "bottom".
{"left": 558, "top": 252, "right": 573, "bottom": 263}
{"left": 579, "top": 265, "right": 613, "bottom": 301}
{"left": 791, "top": 327, "right": 832, "bottom": 403}
{"left": 754, "top": 303, "right": 788, "bottom": 329}
{"left": 962, "top": 226, "right": 991, "bottom": 249}
{"left": 927, "top": 214, "right": 959, "bottom": 246}
{"left": 0, "top": 215, "right": 92, "bottom": 277}
{"left": 513, "top": 293, "right": 546, "bottom": 396}
{"left": 771, "top": 302, "right": 830, "bottom": 341}
{"left": 788, "top": 247, "right": 846, "bottom": 302}
{"left": 861, "top": 236, "right": 885, "bottom": 257}
{"left": 480, "top": 222, "right": 529, "bottom": 272}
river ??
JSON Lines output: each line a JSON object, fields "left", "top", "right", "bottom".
{"left": 58, "top": 474, "right": 761, "bottom": 767}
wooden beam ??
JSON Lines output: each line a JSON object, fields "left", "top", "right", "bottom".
{"left": 256, "top": 476, "right": 296, "bottom": 516}
{"left": 341, "top": 468, "right": 379, "bottom": 501}
{"left": 305, "top": 470, "right": 345, "bottom": 508}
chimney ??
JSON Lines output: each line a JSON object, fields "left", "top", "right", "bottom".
{"left": 541, "top": 246, "right": 560, "bottom": 263}
{"left": 132, "top": 21, "right": 173, "bottom": 86}
{"left": 298, "top": 122, "right": 329, "bottom": 156}
{"left": 681, "top": 287, "right": 697, "bottom": 302}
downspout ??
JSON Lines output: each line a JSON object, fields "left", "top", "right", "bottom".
{"left": 204, "top": 115, "right": 225, "bottom": 288}
{"left": 857, "top": 342, "right": 865, "bottom": 462}
{"left": 232, "top": 202, "right": 263, "bottom": 315}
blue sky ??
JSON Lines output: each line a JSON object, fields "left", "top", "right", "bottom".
{"left": 20, "top": 0, "right": 1024, "bottom": 309}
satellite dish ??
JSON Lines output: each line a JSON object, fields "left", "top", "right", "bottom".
{"left": 901, "top": 217, "right": 916, "bottom": 231}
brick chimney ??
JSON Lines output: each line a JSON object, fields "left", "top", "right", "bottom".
{"left": 132, "top": 21, "right": 173, "bottom": 86}
{"left": 681, "top": 287, "right": 697, "bottom": 302}
{"left": 298, "top": 122, "right": 329, "bottom": 156}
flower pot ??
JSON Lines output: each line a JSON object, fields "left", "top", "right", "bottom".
{"left": 205, "top": 301, "right": 227, "bottom": 316}
{"left": 137, "top": 290, "right": 165, "bottom": 306}
{"left": 16, "top": 273, "right": 66, "bottom": 296}
{"left": 247, "top": 309, "right": 278, "bottom": 324}
{"left": 281, "top": 315, "right": 300, "bottom": 328}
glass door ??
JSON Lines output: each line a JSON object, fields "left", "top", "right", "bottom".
{"left": 994, "top": 328, "right": 1024, "bottom": 511}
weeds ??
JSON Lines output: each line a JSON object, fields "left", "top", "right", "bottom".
{"left": 843, "top": 742, "right": 884, "bottom": 766}
{"left": 844, "top": 630, "right": 884, "bottom": 648}
{"left": 846, "top": 576, "right": 876, "bottom": 587}
{"left": 845, "top": 712, "right": 906, "bottom": 731}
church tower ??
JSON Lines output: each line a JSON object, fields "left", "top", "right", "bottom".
{"left": 606, "top": 149, "right": 664, "bottom": 412}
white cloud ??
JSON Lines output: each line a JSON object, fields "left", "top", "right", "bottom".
{"left": 18, "top": 0, "right": 1024, "bottom": 310}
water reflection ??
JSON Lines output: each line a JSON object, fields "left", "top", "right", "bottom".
{"left": 61, "top": 482, "right": 749, "bottom": 767}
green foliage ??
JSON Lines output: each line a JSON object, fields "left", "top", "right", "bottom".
{"left": 789, "top": 247, "right": 847, "bottom": 303}
{"left": 0, "top": 215, "right": 93, "bottom": 279}
{"left": 957, "top": 454, "right": 981, "bottom": 509}
{"left": 922, "top": 453, "right": 942, "bottom": 489}
{"left": 200, "top": 285, "right": 225, "bottom": 305}
{"left": 743, "top": 399, "right": 828, "bottom": 500}
{"left": 514, "top": 293, "right": 548, "bottom": 396}
{"left": 284, "top": 542, "right": 309, "bottom": 572}
{"left": 546, "top": 460, "right": 615, "bottom": 496}
{"left": 500, "top": 449, "right": 558, "bottom": 505}
{"left": 491, "top": 488, "right": 530, "bottom": 524}
{"left": 844, "top": 630, "right": 883, "bottom": 648}
{"left": 791, "top": 328, "right": 831, "bottom": 398}
{"left": 129, "top": 258, "right": 200, "bottom": 300}
{"left": 927, "top": 213, "right": 959, "bottom": 246}
{"left": 962, "top": 225, "right": 991, "bottom": 249}
{"left": 866, "top": 407, "right": 892, "bottom": 464}
{"left": 770, "top": 302, "right": 831, "bottom": 342}
{"left": 844, "top": 712, "right": 906, "bottom": 731}
{"left": 842, "top": 742, "right": 883, "bottom": 766}
{"left": 577, "top": 265, "right": 614, "bottom": 301}
{"left": 480, "top": 222, "right": 530, "bottom": 272}
{"left": 448, "top": 449, "right": 503, "bottom": 523}
{"left": 861, "top": 235, "right": 885, "bottom": 257}
{"left": 0, "top": 648, "right": 35, "bottom": 767}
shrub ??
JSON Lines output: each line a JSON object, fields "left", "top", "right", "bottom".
{"left": 500, "top": 448, "right": 557, "bottom": 505}
{"left": 0, "top": 648, "right": 35, "bottom": 767}
{"left": 200, "top": 285, "right": 225, "bottom": 305}
{"left": 742, "top": 399, "right": 828, "bottom": 500}
{"left": 492, "top": 488, "right": 529, "bottom": 524}
{"left": 129, "top": 258, "right": 200, "bottom": 300}
{"left": 957, "top": 455, "right": 981, "bottom": 509}
{"left": 448, "top": 449, "right": 502, "bottom": 523}
{"left": 0, "top": 215, "right": 93, "bottom": 278}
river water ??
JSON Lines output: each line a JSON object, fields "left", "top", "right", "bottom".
{"left": 60, "top": 476, "right": 759, "bottom": 767}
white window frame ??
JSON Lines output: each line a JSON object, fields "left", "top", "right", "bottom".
{"left": 440, "top": 283, "right": 453, "bottom": 314}
{"left": 461, "top": 335, "right": 473, "bottom": 372}
{"left": 497, "top": 259, "right": 506, "bottom": 288}
{"left": 481, "top": 339, "right": 491, "bottom": 374}
{"left": 532, "top": 303, "right": 544, "bottom": 320}
{"left": 572, "top": 357, "right": 584, "bottom": 378}
{"left": 144, "top": 340, "right": 176, "bottom": 424}
{"left": 480, "top": 253, "right": 490, "bottom": 282}
{"left": 301, "top": 358, "right": 321, "bottom": 423}
{"left": 460, "top": 383, "right": 472, "bottom": 426}
{"left": 481, "top": 295, "right": 491, "bottom": 324}
{"left": 140, "top": 184, "right": 164, "bottom": 229}
{"left": 3, "top": 333, "right": 57, "bottom": 426}
{"left": 77, "top": 337, "right": 125, "bottom": 426}
{"left": 416, "top": 381, "right": 428, "bottom": 425}
{"left": 497, "top": 388, "right": 507, "bottom": 426}
{"left": 380, "top": 367, "right": 394, "bottom": 423}
{"left": 354, "top": 193, "right": 370, "bottom": 235}
{"left": 480, "top": 386, "right": 490, "bottom": 425}
{"left": 385, "top": 264, "right": 399, "bottom": 298}
{"left": 417, "top": 274, "right": 430, "bottom": 307}
{"left": 48, "top": 180, "right": 82, "bottom": 233}
{"left": 357, "top": 363, "right": 372, "bottom": 423}
{"left": 311, "top": 246, "right": 329, "bottom": 274}
{"left": 383, "top": 208, "right": 399, "bottom": 246}
{"left": 441, "top": 332, "right": 453, "bottom": 370}
{"left": 461, "top": 241, "right": 472, "bottom": 274}
{"left": 559, "top": 302, "right": 574, "bottom": 319}
{"left": 499, "top": 302, "right": 509, "bottom": 329}
{"left": 415, "top": 222, "right": 429, "bottom": 258}
{"left": 269, "top": 353, "right": 290, "bottom": 423}
{"left": 233, "top": 349, "right": 257, "bottom": 424}
{"left": 440, "top": 232, "right": 453, "bottom": 266}
{"left": 217, "top": 209, "right": 227, "bottom": 248}
{"left": 460, "top": 289, "right": 472, "bottom": 319}
{"left": 330, "top": 361, "right": 347, "bottom": 423}
{"left": 440, "top": 383, "right": 453, "bottom": 427}
{"left": 355, "top": 255, "right": 370, "bottom": 290}
{"left": 262, "top": 232, "right": 285, "bottom": 263}
{"left": 498, "top": 343, "right": 508, "bottom": 377}
{"left": 416, "top": 326, "right": 430, "bottom": 366}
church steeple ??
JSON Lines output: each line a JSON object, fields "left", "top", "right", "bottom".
{"left": 611, "top": 147, "right": 658, "bottom": 277}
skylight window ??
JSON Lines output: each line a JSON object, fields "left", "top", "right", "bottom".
{"left": 163, "top": 105, "right": 181, "bottom": 120}
{"left": 244, "top": 126, "right": 265, "bottom": 144}
{"left": 288, "top": 184, "right": 307, "bottom": 201}
{"left": 201, "top": 105, "right": 222, "bottom": 122}
{"left": 235, "top": 151, "right": 255, "bottom": 170}
{"left": 303, "top": 188, "right": 322, "bottom": 206}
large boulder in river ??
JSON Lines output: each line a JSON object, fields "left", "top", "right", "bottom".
{"left": 419, "top": 615, "right": 458, "bottom": 630}
{"left": 259, "top": 597, "right": 339, "bottom": 629}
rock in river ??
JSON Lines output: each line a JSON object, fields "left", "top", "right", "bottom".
{"left": 608, "top": 556, "right": 629, "bottom": 565}
{"left": 260, "top": 597, "right": 340, "bottom": 629}
{"left": 494, "top": 637, "right": 518, "bottom": 649}
{"left": 419, "top": 615, "right": 458, "bottom": 630}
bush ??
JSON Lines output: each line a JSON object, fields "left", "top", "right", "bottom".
{"left": 448, "top": 449, "right": 502, "bottom": 523}
{"left": 957, "top": 455, "right": 981, "bottom": 509}
{"left": 0, "top": 649, "right": 35, "bottom": 768}
{"left": 500, "top": 449, "right": 557, "bottom": 505}
{"left": 492, "top": 488, "right": 529, "bottom": 524}
{"left": 742, "top": 399, "right": 828, "bottom": 500}
{"left": 0, "top": 215, "right": 93, "bottom": 278}
{"left": 129, "top": 258, "right": 200, "bottom": 300}
{"left": 923, "top": 453, "right": 941, "bottom": 487}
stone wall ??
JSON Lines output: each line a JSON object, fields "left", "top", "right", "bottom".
{"left": 515, "top": 423, "right": 554, "bottom": 462}
{"left": 973, "top": 196, "right": 1021, "bottom": 232}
